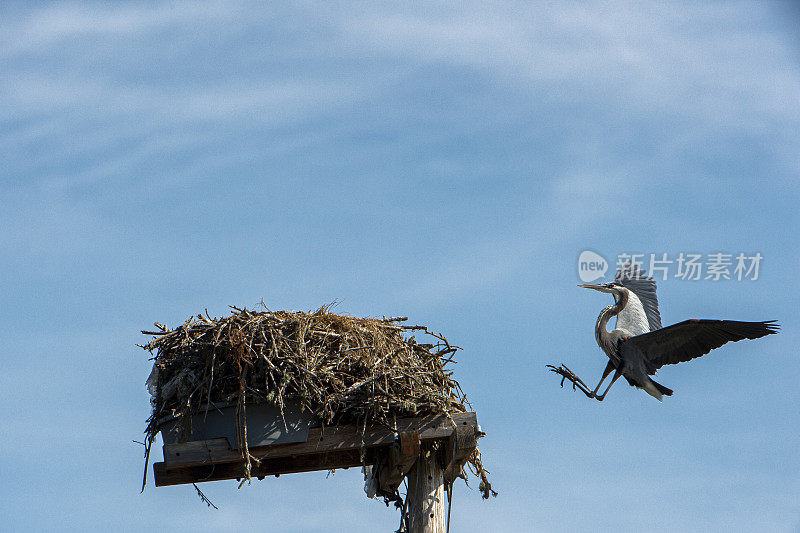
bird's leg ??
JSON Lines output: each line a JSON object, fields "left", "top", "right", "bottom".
{"left": 594, "top": 368, "right": 623, "bottom": 402}
{"left": 587, "top": 360, "right": 616, "bottom": 398}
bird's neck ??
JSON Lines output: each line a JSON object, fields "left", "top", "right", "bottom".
{"left": 595, "top": 289, "right": 628, "bottom": 352}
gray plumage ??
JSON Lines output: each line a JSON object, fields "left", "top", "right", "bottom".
{"left": 549, "top": 264, "right": 779, "bottom": 401}
{"left": 623, "top": 319, "right": 779, "bottom": 374}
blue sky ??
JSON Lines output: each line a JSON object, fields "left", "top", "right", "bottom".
{"left": 2, "top": 2, "right": 799, "bottom": 531}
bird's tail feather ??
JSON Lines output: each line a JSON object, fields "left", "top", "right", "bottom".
{"left": 651, "top": 380, "right": 673, "bottom": 397}
{"left": 642, "top": 379, "right": 673, "bottom": 401}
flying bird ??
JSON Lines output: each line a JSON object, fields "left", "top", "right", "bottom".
{"left": 549, "top": 263, "right": 778, "bottom": 401}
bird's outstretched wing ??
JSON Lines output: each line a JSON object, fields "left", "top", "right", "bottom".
{"left": 615, "top": 262, "right": 662, "bottom": 331}
{"left": 621, "top": 319, "right": 779, "bottom": 374}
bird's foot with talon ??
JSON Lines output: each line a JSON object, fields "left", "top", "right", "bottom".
{"left": 547, "top": 364, "right": 591, "bottom": 393}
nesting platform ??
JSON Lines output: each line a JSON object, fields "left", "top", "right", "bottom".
{"left": 140, "top": 306, "right": 494, "bottom": 502}
{"left": 153, "top": 411, "right": 480, "bottom": 493}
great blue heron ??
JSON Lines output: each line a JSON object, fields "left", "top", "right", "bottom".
{"left": 549, "top": 264, "right": 778, "bottom": 401}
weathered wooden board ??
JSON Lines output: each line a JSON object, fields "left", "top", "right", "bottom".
{"left": 154, "top": 448, "right": 370, "bottom": 486}
{"left": 153, "top": 412, "right": 477, "bottom": 487}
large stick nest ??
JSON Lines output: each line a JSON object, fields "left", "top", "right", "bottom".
{"left": 140, "top": 304, "right": 495, "bottom": 498}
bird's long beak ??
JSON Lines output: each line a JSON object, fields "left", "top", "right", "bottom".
{"left": 578, "top": 283, "right": 610, "bottom": 293}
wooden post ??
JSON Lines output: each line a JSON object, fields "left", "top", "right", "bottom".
{"left": 406, "top": 446, "right": 446, "bottom": 533}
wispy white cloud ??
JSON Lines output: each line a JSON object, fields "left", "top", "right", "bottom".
{"left": 0, "top": 2, "right": 233, "bottom": 57}
{"left": 1, "top": 73, "right": 360, "bottom": 123}
{"left": 322, "top": 1, "right": 800, "bottom": 306}
{"left": 3, "top": 1, "right": 798, "bottom": 196}
{"left": 5, "top": 1, "right": 799, "bottom": 126}
{"left": 0, "top": 72, "right": 364, "bottom": 191}
{"left": 333, "top": 1, "right": 800, "bottom": 124}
